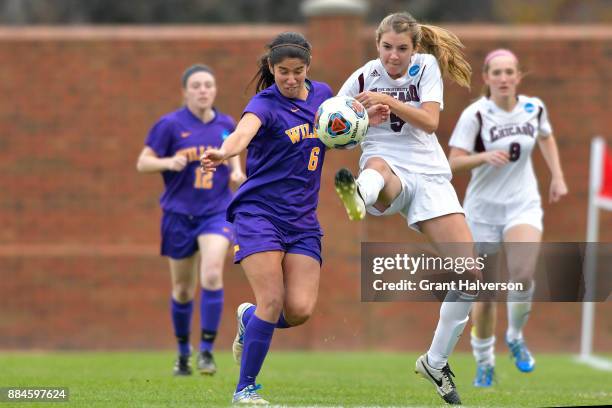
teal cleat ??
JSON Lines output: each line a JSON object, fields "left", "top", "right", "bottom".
{"left": 506, "top": 336, "right": 535, "bottom": 373}
{"left": 232, "top": 384, "right": 268, "bottom": 405}
{"left": 473, "top": 364, "right": 495, "bottom": 387}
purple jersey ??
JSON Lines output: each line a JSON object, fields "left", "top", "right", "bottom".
{"left": 227, "top": 79, "right": 333, "bottom": 233}
{"left": 145, "top": 107, "right": 235, "bottom": 216}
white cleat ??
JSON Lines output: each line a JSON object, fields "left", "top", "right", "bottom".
{"left": 334, "top": 168, "right": 366, "bottom": 221}
{"left": 233, "top": 302, "right": 254, "bottom": 364}
{"left": 415, "top": 353, "right": 462, "bottom": 405}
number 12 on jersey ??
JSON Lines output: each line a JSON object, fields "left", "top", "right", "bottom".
{"left": 194, "top": 168, "right": 213, "bottom": 189}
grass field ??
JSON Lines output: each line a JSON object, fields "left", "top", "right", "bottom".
{"left": 1, "top": 351, "right": 611, "bottom": 407}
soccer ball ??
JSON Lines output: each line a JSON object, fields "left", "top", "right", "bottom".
{"left": 314, "top": 96, "right": 369, "bottom": 149}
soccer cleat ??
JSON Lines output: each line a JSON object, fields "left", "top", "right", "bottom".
{"left": 473, "top": 364, "right": 495, "bottom": 387}
{"left": 506, "top": 336, "right": 535, "bottom": 373}
{"left": 415, "top": 354, "right": 462, "bottom": 405}
{"left": 334, "top": 168, "right": 366, "bottom": 221}
{"left": 233, "top": 302, "right": 254, "bottom": 364}
{"left": 196, "top": 350, "right": 217, "bottom": 375}
{"left": 232, "top": 384, "right": 269, "bottom": 405}
{"left": 173, "top": 354, "right": 192, "bottom": 376}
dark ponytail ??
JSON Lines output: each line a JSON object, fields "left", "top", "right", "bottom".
{"left": 248, "top": 32, "right": 312, "bottom": 94}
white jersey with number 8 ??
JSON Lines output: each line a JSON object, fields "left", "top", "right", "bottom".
{"left": 449, "top": 95, "right": 552, "bottom": 225}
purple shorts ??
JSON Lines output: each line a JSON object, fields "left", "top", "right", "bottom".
{"left": 161, "top": 211, "right": 234, "bottom": 260}
{"left": 232, "top": 213, "right": 322, "bottom": 265}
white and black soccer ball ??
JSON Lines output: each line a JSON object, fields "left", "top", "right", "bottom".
{"left": 314, "top": 96, "right": 369, "bottom": 150}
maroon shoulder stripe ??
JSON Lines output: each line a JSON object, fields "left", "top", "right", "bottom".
{"left": 358, "top": 72, "right": 364, "bottom": 93}
{"left": 474, "top": 111, "right": 485, "bottom": 153}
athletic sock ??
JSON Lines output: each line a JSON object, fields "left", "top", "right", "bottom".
{"left": 506, "top": 281, "right": 535, "bottom": 341}
{"left": 356, "top": 168, "right": 385, "bottom": 207}
{"left": 427, "top": 290, "right": 477, "bottom": 369}
{"left": 171, "top": 298, "right": 193, "bottom": 356}
{"left": 200, "top": 288, "right": 223, "bottom": 352}
{"left": 471, "top": 331, "right": 496, "bottom": 367}
{"left": 236, "top": 315, "right": 276, "bottom": 392}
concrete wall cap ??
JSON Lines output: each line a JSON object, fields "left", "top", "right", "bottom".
{"left": 301, "top": 0, "right": 368, "bottom": 17}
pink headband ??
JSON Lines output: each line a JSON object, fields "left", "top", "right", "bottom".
{"left": 484, "top": 49, "right": 518, "bottom": 66}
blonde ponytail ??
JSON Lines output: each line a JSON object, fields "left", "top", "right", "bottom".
{"left": 418, "top": 24, "right": 472, "bottom": 89}
{"left": 375, "top": 12, "right": 472, "bottom": 89}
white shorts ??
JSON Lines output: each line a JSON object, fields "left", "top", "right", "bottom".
{"left": 361, "top": 162, "right": 464, "bottom": 232}
{"left": 467, "top": 205, "right": 543, "bottom": 253}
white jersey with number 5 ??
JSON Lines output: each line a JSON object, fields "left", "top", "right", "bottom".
{"left": 338, "top": 54, "right": 451, "bottom": 177}
{"left": 449, "top": 95, "right": 553, "bottom": 225}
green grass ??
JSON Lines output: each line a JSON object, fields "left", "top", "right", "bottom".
{"left": 1, "top": 351, "right": 611, "bottom": 407}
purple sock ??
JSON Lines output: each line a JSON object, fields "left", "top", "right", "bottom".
{"left": 276, "top": 312, "right": 290, "bottom": 328}
{"left": 171, "top": 298, "right": 193, "bottom": 356}
{"left": 200, "top": 288, "right": 223, "bottom": 352}
{"left": 241, "top": 305, "right": 290, "bottom": 329}
{"left": 236, "top": 315, "right": 275, "bottom": 392}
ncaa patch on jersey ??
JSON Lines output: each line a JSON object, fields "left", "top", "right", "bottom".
{"left": 409, "top": 65, "right": 420, "bottom": 76}
{"left": 222, "top": 130, "right": 230, "bottom": 140}
{"left": 524, "top": 102, "right": 535, "bottom": 113}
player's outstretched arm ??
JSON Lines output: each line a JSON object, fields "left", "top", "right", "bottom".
{"left": 201, "top": 113, "right": 261, "bottom": 172}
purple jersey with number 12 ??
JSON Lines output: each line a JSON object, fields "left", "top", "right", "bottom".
{"left": 145, "top": 107, "right": 235, "bottom": 216}
{"left": 227, "top": 79, "right": 333, "bottom": 233}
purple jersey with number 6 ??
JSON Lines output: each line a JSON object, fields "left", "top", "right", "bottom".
{"left": 227, "top": 79, "right": 333, "bottom": 233}
{"left": 145, "top": 107, "right": 235, "bottom": 216}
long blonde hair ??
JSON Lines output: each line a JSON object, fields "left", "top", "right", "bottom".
{"left": 375, "top": 12, "right": 472, "bottom": 89}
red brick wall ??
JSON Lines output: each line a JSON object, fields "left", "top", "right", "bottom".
{"left": 0, "top": 21, "right": 610, "bottom": 352}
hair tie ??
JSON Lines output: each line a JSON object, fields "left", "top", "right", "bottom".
{"left": 270, "top": 43, "right": 311, "bottom": 54}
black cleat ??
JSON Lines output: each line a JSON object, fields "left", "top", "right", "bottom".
{"left": 415, "top": 353, "right": 462, "bottom": 405}
{"left": 173, "top": 355, "right": 192, "bottom": 376}
{"left": 196, "top": 350, "right": 217, "bottom": 375}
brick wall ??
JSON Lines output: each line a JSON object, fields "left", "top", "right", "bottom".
{"left": 0, "top": 20, "right": 610, "bottom": 352}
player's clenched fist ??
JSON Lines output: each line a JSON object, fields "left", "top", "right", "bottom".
{"left": 200, "top": 148, "right": 226, "bottom": 172}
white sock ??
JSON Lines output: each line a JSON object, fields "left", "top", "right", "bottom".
{"left": 471, "top": 332, "right": 495, "bottom": 367}
{"left": 506, "top": 281, "right": 535, "bottom": 341}
{"left": 427, "top": 290, "right": 477, "bottom": 369}
{"left": 356, "top": 168, "right": 385, "bottom": 207}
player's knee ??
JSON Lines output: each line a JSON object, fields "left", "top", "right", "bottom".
{"left": 200, "top": 267, "right": 223, "bottom": 289}
{"left": 257, "top": 296, "right": 284, "bottom": 318}
{"left": 284, "top": 303, "right": 314, "bottom": 326}
{"left": 364, "top": 157, "right": 390, "bottom": 177}
{"left": 172, "top": 286, "right": 194, "bottom": 303}
{"left": 511, "top": 269, "right": 533, "bottom": 288}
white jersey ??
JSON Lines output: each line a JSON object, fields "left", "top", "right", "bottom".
{"left": 338, "top": 54, "right": 451, "bottom": 176}
{"left": 449, "top": 95, "right": 553, "bottom": 225}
